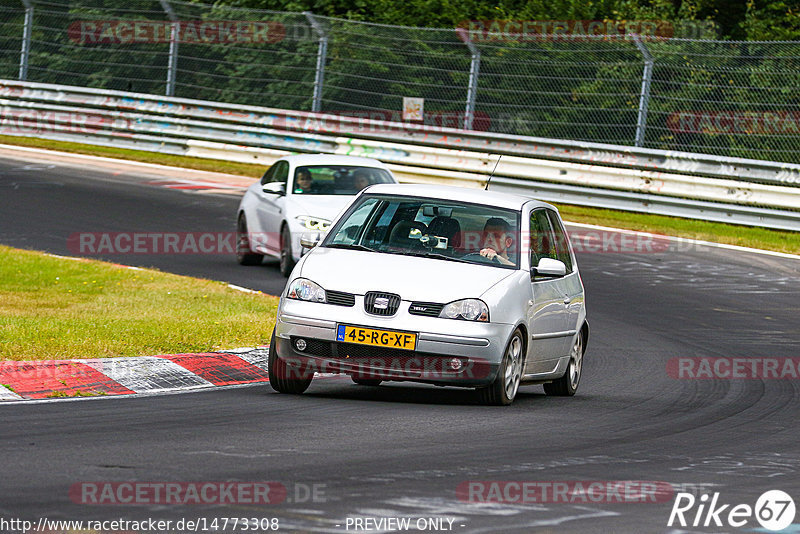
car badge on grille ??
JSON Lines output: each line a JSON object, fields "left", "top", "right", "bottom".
{"left": 374, "top": 297, "right": 390, "bottom": 309}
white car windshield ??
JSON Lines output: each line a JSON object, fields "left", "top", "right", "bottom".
{"left": 292, "top": 165, "right": 394, "bottom": 195}
{"left": 323, "top": 195, "right": 521, "bottom": 268}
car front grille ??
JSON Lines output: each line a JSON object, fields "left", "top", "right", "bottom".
{"left": 326, "top": 290, "right": 355, "bottom": 307}
{"left": 364, "top": 291, "right": 401, "bottom": 316}
{"left": 408, "top": 301, "right": 444, "bottom": 317}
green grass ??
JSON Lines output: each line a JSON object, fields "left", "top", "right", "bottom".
{"left": 0, "top": 245, "right": 280, "bottom": 361}
{"left": 0, "top": 134, "right": 797, "bottom": 254}
{"left": 46, "top": 390, "right": 107, "bottom": 398}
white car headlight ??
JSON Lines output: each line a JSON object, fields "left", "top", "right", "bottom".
{"left": 287, "top": 278, "right": 327, "bottom": 303}
{"left": 296, "top": 216, "right": 332, "bottom": 231}
{"left": 440, "top": 299, "right": 489, "bottom": 322}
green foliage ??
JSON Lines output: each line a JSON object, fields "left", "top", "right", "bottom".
{"left": 744, "top": 0, "right": 800, "bottom": 40}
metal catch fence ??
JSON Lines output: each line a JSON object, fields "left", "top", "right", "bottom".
{"left": 2, "top": 0, "right": 800, "bottom": 164}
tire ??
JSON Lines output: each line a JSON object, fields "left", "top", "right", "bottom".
{"left": 236, "top": 214, "right": 263, "bottom": 266}
{"left": 279, "top": 225, "right": 296, "bottom": 277}
{"left": 479, "top": 328, "right": 524, "bottom": 406}
{"left": 351, "top": 377, "right": 382, "bottom": 387}
{"left": 268, "top": 330, "right": 313, "bottom": 394}
{"left": 544, "top": 331, "right": 584, "bottom": 396}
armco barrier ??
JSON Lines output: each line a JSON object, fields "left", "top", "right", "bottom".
{"left": 1, "top": 79, "right": 799, "bottom": 231}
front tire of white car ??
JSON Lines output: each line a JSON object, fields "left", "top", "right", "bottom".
{"left": 479, "top": 328, "right": 524, "bottom": 406}
{"left": 236, "top": 214, "right": 263, "bottom": 266}
{"left": 268, "top": 329, "right": 313, "bottom": 394}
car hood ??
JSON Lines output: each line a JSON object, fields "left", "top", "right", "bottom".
{"left": 298, "top": 247, "right": 517, "bottom": 302}
{"left": 288, "top": 195, "right": 354, "bottom": 222}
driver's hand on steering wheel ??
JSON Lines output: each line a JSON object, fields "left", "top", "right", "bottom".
{"left": 479, "top": 247, "right": 499, "bottom": 261}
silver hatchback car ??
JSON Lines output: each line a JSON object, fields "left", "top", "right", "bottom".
{"left": 269, "top": 184, "right": 588, "bottom": 405}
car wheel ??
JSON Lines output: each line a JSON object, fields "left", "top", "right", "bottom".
{"left": 544, "top": 331, "right": 584, "bottom": 396}
{"left": 279, "top": 225, "right": 296, "bottom": 277}
{"left": 351, "top": 377, "right": 382, "bottom": 386}
{"left": 268, "top": 329, "right": 313, "bottom": 394}
{"left": 236, "top": 214, "right": 263, "bottom": 266}
{"left": 479, "top": 328, "right": 524, "bottom": 406}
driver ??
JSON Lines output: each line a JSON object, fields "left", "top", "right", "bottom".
{"left": 479, "top": 217, "right": 516, "bottom": 266}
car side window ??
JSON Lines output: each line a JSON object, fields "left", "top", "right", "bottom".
{"left": 259, "top": 164, "right": 275, "bottom": 185}
{"left": 530, "top": 209, "right": 558, "bottom": 267}
{"left": 272, "top": 161, "right": 289, "bottom": 185}
{"left": 546, "top": 210, "right": 573, "bottom": 274}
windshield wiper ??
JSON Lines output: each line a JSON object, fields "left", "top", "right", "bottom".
{"left": 397, "top": 250, "right": 468, "bottom": 263}
{"left": 325, "top": 243, "right": 376, "bottom": 253}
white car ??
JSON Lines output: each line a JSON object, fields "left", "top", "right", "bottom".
{"left": 236, "top": 154, "right": 398, "bottom": 276}
{"left": 269, "top": 183, "right": 588, "bottom": 405}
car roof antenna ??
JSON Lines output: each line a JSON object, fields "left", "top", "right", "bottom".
{"left": 485, "top": 154, "right": 502, "bottom": 191}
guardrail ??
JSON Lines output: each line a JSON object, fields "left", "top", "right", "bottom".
{"left": 1, "top": 79, "right": 799, "bottom": 232}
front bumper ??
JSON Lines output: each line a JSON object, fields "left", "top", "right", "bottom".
{"left": 274, "top": 299, "right": 515, "bottom": 387}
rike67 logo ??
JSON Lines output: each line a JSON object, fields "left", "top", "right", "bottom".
{"left": 668, "top": 490, "right": 796, "bottom": 531}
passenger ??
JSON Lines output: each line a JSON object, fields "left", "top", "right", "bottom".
{"left": 294, "top": 169, "right": 315, "bottom": 193}
{"left": 479, "top": 217, "right": 516, "bottom": 266}
{"left": 352, "top": 169, "right": 372, "bottom": 191}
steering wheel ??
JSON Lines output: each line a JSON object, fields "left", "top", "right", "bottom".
{"left": 461, "top": 252, "right": 500, "bottom": 264}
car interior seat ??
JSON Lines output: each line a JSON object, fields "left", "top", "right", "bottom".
{"left": 427, "top": 216, "right": 462, "bottom": 250}
{"left": 334, "top": 172, "right": 354, "bottom": 192}
{"left": 387, "top": 220, "right": 427, "bottom": 249}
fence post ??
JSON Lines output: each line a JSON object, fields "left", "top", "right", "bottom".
{"left": 304, "top": 12, "right": 327, "bottom": 114}
{"left": 159, "top": 0, "right": 179, "bottom": 97}
{"left": 19, "top": 0, "right": 33, "bottom": 81}
{"left": 632, "top": 34, "right": 654, "bottom": 148}
{"left": 459, "top": 31, "right": 481, "bottom": 130}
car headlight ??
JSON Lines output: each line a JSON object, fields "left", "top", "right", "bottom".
{"left": 287, "top": 278, "right": 326, "bottom": 303}
{"left": 440, "top": 299, "right": 489, "bottom": 322}
{"left": 296, "top": 216, "right": 331, "bottom": 231}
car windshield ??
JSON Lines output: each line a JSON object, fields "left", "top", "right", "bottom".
{"left": 323, "top": 195, "right": 521, "bottom": 268}
{"left": 291, "top": 165, "right": 394, "bottom": 195}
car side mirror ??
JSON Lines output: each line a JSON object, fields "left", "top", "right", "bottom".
{"left": 262, "top": 182, "right": 285, "bottom": 196}
{"left": 531, "top": 258, "right": 566, "bottom": 279}
{"left": 300, "top": 234, "right": 322, "bottom": 250}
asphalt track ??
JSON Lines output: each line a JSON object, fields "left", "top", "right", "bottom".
{"left": 1, "top": 149, "right": 800, "bottom": 533}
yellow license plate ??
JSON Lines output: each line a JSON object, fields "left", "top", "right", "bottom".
{"left": 336, "top": 325, "right": 417, "bottom": 350}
